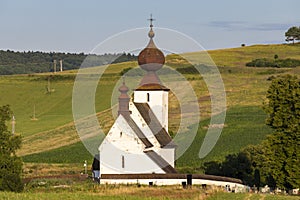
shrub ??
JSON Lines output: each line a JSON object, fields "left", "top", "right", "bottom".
{"left": 246, "top": 58, "right": 300, "bottom": 68}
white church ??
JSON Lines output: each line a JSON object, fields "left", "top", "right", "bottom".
{"left": 98, "top": 20, "right": 177, "bottom": 175}
{"left": 97, "top": 18, "right": 245, "bottom": 189}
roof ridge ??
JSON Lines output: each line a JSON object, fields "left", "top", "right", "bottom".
{"left": 134, "top": 103, "right": 175, "bottom": 147}
{"left": 122, "top": 115, "right": 153, "bottom": 148}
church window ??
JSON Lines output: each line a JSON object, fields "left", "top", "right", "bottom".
{"left": 147, "top": 93, "right": 150, "bottom": 102}
{"left": 121, "top": 155, "right": 125, "bottom": 168}
{"left": 120, "top": 132, "right": 122, "bottom": 137}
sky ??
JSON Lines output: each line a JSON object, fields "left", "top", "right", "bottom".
{"left": 0, "top": 0, "right": 299, "bottom": 53}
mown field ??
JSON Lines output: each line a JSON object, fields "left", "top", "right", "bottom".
{"left": 0, "top": 180, "right": 298, "bottom": 200}
{"left": 0, "top": 44, "right": 299, "bottom": 177}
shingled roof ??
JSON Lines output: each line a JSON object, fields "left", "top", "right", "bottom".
{"left": 134, "top": 103, "right": 175, "bottom": 148}
{"left": 144, "top": 150, "right": 177, "bottom": 174}
{"left": 122, "top": 115, "right": 153, "bottom": 148}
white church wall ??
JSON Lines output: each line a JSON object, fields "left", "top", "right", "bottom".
{"left": 129, "top": 102, "right": 160, "bottom": 147}
{"left": 99, "top": 141, "right": 165, "bottom": 174}
{"left": 133, "top": 90, "right": 168, "bottom": 130}
{"left": 105, "top": 116, "right": 145, "bottom": 152}
{"left": 100, "top": 178, "right": 246, "bottom": 190}
{"left": 156, "top": 148, "right": 175, "bottom": 167}
{"left": 99, "top": 115, "right": 165, "bottom": 174}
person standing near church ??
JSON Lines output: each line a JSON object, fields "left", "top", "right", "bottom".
{"left": 92, "top": 154, "right": 100, "bottom": 182}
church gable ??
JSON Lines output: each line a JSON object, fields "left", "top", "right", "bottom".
{"left": 100, "top": 114, "right": 152, "bottom": 153}
{"left": 99, "top": 115, "right": 145, "bottom": 153}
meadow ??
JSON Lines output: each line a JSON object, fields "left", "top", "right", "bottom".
{"left": 0, "top": 180, "right": 298, "bottom": 200}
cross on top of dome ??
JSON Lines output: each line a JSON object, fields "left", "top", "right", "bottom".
{"left": 148, "top": 14, "right": 155, "bottom": 28}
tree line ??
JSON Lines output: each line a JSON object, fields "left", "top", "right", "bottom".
{"left": 0, "top": 50, "right": 137, "bottom": 75}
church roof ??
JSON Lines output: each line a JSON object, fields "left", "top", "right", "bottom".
{"left": 134, "top": 103, "right": 176, "bottom": 148}
{"left": 137, "top": 18, "right": 165, "bottom": 70}
{"left": 144, "top": 150, "right": 177, "bottom": 173}
{"left": 138, "top": 37, "right": 165, "bottom": 69}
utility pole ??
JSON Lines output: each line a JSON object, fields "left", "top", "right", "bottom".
{"left": 59, "top": 59, "right": 63, "bottom": 72}
{"left": 11, "top": 115, "right": 15, "bottom": 135}
{"left": 32, "top": 104, "right": 37, "bottom": 120}
{"left": 53, "top": 60, "right": 57, "bottom": 73}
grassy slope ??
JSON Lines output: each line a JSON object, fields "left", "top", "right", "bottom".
{"left": 176, "top": 106, "right": 272, "bottom": 170}
{"left": 184, "top": 43, "right": 300, "bottom": 67}
{"left": 1, "top": 44, "right": 299, "bottom": 169}
{"left": 0, "top": 61, "right": 135, "bottom": 137}
{"left": 0, "top": 184, "right": 298, "bottom": 200}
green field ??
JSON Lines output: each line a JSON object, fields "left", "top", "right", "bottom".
{"left": 0, "top": 44, "right": 299, "bottom": 175}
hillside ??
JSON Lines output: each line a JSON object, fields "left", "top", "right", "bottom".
{"left": 1, "top": 43, "right": 299, "bottom": 174}
{"left": 180, "top": 43, "right": 300, "bottom": 67}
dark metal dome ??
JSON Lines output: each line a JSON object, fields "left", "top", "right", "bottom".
{"left": 138, "top": 35, "right": 165, "bottom": 71}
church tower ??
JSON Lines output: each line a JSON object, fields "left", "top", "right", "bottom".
{"left": 133, "top": 16, "right": 169, "bottom": 131}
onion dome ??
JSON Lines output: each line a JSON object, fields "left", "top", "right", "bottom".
{"left": 118, "top": 78, "right": 130, "bottom": 117}
{"left": 119, "top": 80, "right": 129, "bottom": 94}
{"left": 136, "top": 16, "right": 168, "bottom": 90}
{"left": 138, "top": 28, "right": 165, "bottom": 71}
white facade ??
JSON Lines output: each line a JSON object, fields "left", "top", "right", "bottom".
{"left": 100, "top": 178, "right": 246, "bottom": 192}
{"left": 98, "top": 89, "right": 175, "bottom": 175}
{"left": 99, "top": 115, "right": 166, "bottom": 174}
{"left": 133, "top": 90, "right": 168, "bottom": 131}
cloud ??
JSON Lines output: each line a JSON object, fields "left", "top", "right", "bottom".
{"left": 208, "top": 21, "right": 299, "bottom": 31}
{"left": 208, "top": 21, "right": 246, "bottom": 30}
{"left": 249, "top": 23, "right": 295, "bottom": 31}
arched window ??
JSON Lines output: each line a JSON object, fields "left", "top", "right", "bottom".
{"left": 147, "top": 93, "right": 150, "bottom": 102}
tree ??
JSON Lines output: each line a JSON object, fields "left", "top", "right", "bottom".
{"left": 262, "top": 75, "right": 300, "bottom": 190}
{"left": 204, "top": 151, "right": 254, "bottom": 186}
{"left": 285, "top": 26, "right": 300, "bottom": 44}
{"left": 0, "top": 105, "right": 23, "bottom": 192}
{"left": 265, "top": 75, "right": 300, "bottom": 133}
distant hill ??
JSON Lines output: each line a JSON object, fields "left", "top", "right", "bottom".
{"left": 167, "top": 43, "right": 300, "bottom": 68}
{"left": 0, "top": 50, "right": 137, "bottom": 75}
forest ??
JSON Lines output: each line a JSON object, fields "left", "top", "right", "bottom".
{"left": 0, "top": 50, "right": 137, "bottom": 75}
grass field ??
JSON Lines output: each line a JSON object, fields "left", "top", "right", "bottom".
{"left": 177, "top": 43, "right": 300, "bottom": 68}
{"left": 0, "top": 180, "right": 298, "bottom": 200}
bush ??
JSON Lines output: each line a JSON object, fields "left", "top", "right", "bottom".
{"left": 176, "top": 66, "right": 199, "bottom": 74}
{"left": 246, "top": 58, "right": 300, "bottom": 68}
{"left": 1, "top": 173, "right": 24, "bottom": 192}
{"left": 120, "top": 67, "right": 133, "bottom": 76}
{"left": 0, "top": 105, "right": 23, "bottom": 192}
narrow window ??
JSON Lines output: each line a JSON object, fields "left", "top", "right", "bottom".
{"left": 121, "top": 155, "right": 125, "bottom": 168}
{"left": 120, "top": 132, "right": 122, "bottom": 137}
{"left": 147, "top": 93, "right": 150, "bottom": 102}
